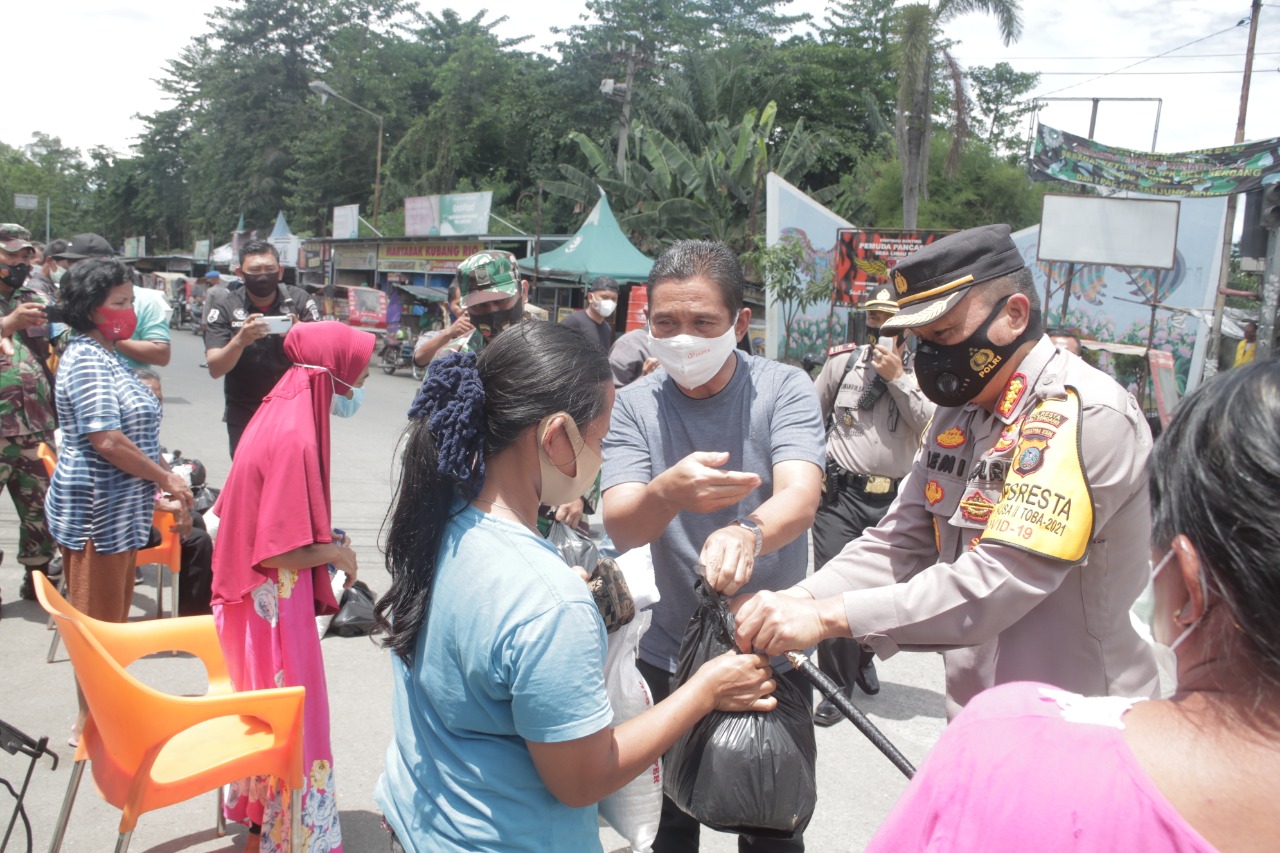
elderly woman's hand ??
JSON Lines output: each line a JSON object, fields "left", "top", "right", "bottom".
{"left": 162, "top": 471, "right": 195, "bottom": 509}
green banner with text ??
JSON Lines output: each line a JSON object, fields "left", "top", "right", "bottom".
{"left": 1029, "top": 124, "right": 1280, "bottom": 197}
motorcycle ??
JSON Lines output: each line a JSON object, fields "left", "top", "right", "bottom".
{"left": 379, "top": 328, "right": 424, "bottom": 380}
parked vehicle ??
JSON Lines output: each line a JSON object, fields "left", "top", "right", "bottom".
{"left": 379, "top": 328, "right": 424, "bottom": 380}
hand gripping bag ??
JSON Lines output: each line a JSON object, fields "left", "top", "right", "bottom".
{"left": 598, "top": 610, "right": 662, "bottom": 852}
{"left": 663, "top": 580, "right": 817, "bottom": 837}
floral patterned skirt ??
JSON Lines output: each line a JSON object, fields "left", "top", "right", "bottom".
{"left": 214, "top": 567, "right": 343, "bottom": 853}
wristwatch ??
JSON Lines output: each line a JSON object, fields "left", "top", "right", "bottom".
{"left": 734, "top": 517, "right": 764, "bottom": 557}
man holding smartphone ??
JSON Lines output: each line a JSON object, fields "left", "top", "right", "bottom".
{"left": 809, "top": 288, "right": 934, "bottom": 725}
{"left": 204, "top": 240, "right": 319, "bottom": 457}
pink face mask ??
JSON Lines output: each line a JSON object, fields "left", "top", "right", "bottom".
{"left": 95, "top": 306, "right": 138, "bottom": 342}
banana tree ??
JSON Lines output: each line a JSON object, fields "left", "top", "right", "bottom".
{"left": 545, "top": 101, "right": 822, "bottom": 253}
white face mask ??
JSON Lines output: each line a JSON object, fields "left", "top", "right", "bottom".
{"left": 595, "top": 298, "right": 617, "bottom": 318}
{"left": 1151, "top": 549, "right": 1208, "bottom": 658}
{"left": 646, "top": 312, "right": 741, "bottom": 389}
{"left": 537, "top": 412, "right": 602, "bottom": 506}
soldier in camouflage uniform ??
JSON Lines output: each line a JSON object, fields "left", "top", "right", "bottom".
{"left": 0, "top": 224, "right": 59, "bottom": 603}
{"left": 411, "top": 250, "right": 532, "bottom": 365}
{"left": 412, "top": 251, "right": 595, "bottom": 532}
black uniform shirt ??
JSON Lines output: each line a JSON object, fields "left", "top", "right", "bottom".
{"left": 560, "top": 309, "right": 614, "bottom": 354}
{"left": 204, "top": 283, "right": 319, "bottom": 428}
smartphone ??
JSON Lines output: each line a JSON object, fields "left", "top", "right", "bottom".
{"left": 260, "top": 314, "right": 294, "bottom": 335}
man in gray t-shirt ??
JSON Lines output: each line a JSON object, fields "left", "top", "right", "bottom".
{"left": 602, "top": 239, "right": 824, "bottom": 852}
{"left": 604, "top": 351, "right": 825, "bottom": 669}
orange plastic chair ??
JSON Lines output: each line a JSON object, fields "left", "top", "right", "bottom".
{"left": 37, "top": 441, "right": 65, "bottom": 661}
{"left": 33, "top": 573, "right": 305, "bottom": 853}
{"left": 36, "top": 441, "right": 56, "bottom": 479}
{"left": 38, "top": 441, "right": 183, "bottom": 619}
{"left": 137, "top": 507, "right": 183, "bottom": 619}
{"left": 45, "top": 506, "right": 185, "bottom": 662}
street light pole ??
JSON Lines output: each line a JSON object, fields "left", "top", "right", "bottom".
{"left": 308, "top": 79, "right": 385, "bottom": 229}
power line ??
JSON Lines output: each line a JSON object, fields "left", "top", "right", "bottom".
{"left": 1036, "top": 69, "right": 1278, "bottom": 76}
{"left": 1032, "top": 20, "right": 1251, "bottom": 98}
{"left": 958, "top": 52, "right": 1279, "bottom": 60}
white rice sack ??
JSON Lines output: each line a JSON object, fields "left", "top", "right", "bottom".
{"left": 599, "top": 610, "right": 661, "bottom": 853}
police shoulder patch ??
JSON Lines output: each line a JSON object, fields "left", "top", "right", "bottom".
{"left": 980, "top": 388, "right": 1094, "bottom": 563}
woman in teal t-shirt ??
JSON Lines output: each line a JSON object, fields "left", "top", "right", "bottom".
{"left": 374, "top": 322, "right": 775, "bottom": 852}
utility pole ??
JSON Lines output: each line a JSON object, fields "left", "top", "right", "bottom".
{"left": 1260, "top": 228, "right": 1279, "bottom": 359}
{"left": 616, "top": 46, "right": 637, "bottom": 176}
{"left": 600, "top": 43, "right": 644, "bottom": 178}
{"left": 1203, "top": 0, "right": 1261, "bottom": 380}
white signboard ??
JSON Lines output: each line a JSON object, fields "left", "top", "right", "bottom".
{"left": 332, "top": 204, "right": 360, "bottom": 239}
{"left": 13, "top": 193, "right": 37, "bottom": 210}
{"left": 1038, "top": 194, "right": 1180, "bottom": 269}
{"left": 269, "top": 235, "right": 303, "bottom": 267}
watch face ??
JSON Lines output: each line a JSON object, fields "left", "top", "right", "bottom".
{"left": 736, "top": 518, "right": 764, "bottom": 556}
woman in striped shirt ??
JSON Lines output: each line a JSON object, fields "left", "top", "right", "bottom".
{"left": 45, "top": 257, "right": 193, "bottom": 741}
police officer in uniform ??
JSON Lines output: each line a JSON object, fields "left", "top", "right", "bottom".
{"left": 810, "top": 288, "right": 934, "bottom": 725}
{"left": 735, "top": 224, "right": 1158, "bottom": 718}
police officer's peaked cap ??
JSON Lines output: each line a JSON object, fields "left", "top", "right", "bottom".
{"left": 880, "top": 224, "right": 1025, "bottom": 331}
{"left": 863, "top": 288, "right": 899, "bottom": 315}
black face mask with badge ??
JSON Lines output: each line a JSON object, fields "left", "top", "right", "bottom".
{"left": 471, "top": 298, "right": 523, "bottom": 342}
{"left": 914, "top": 295, "right": 1040, "bottom": 408}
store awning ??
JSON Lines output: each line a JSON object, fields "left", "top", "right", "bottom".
{"left": 393, "top": 283, "right": 450, "bottom": 303}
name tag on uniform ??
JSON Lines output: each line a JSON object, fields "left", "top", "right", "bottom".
{"left": 980, "top": 389, "right": 1094, "bottom": 563}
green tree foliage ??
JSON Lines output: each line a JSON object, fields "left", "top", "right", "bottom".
{"left": 742, "top": 233, "right": 832, "bottom": 362}
{"left": 892, "top": 0, "right": 1023, "bottom": 229}
{"left": 546, "top": 102, "right": 822, "bottom": 253}
{"left": 10, "top": 0, "right": 1058, "bottom": 254}
{"left": 861, "top": 134, "right": 1048, "bottom": 231}
{"left": 967, "top": 62, "right": 1040, "bottom": 161}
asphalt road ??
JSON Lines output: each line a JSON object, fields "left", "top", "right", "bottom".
{"left": 0, "top": 327, "right": 947, "bottom": 852}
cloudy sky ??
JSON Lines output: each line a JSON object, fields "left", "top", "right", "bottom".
{"left": 7, "top": 0, "right": 1278, "bottom": 158}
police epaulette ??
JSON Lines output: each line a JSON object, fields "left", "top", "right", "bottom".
{"left": 827, "top": 342, "right": 859, "bottom": 356}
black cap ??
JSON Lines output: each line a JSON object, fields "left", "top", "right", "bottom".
{"left": 587, "top": 275, "right": 620, "bottom": 293}
{"left": 54, "top": 233, "right": 116, "bottom": 260}
{"left": 881, "top": 224, "right": 1025, "bottom": 330}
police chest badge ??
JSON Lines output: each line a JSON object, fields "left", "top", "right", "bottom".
{"left": 980, "top": 389, "right": 1094, "bottom": 563}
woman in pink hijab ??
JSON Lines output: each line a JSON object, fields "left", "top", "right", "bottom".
{"left": 211, "top": 321, "right": 374, "bottom": 853}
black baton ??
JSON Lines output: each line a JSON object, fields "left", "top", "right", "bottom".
{"left": 784, "top": 650, "right": 916, "bottom": 779}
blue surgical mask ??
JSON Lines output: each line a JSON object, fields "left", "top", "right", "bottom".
{"left": 331, "top": 386, "right": 364, "bottom": 418}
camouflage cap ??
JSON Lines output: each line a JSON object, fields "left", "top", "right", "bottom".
{"left": 456, "top": 250, "right": 521, "bottom": 309}
{"left": 0, "top": 224, "right": 34, "bottom": 253}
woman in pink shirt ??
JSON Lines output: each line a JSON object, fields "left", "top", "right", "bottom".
{"left": 869, "top": 359, "right": 1280, "bottom": 852}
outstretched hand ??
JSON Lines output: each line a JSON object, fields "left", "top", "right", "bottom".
{"left": 655, "top": 451, "right": 760, "bottom": 515}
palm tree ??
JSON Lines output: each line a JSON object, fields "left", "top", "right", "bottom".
{"left": 894, "top": 0, "right": 1022, "bottom": 229}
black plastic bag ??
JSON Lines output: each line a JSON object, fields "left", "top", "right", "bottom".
{"left": 663, "top": 579, "right": 817, "bottom": 838}
{"left": 546, "top": 520, "right": 599, "bottom": 571}
{"left": 327, "top": 580, "right": 377, "bottom": 637}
